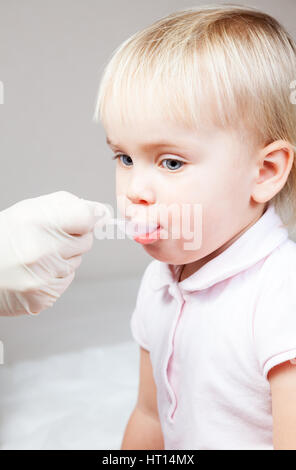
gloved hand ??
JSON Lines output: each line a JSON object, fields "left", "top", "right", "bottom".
{"left": 0, "top": 191, "right": 110, "bottom": 316}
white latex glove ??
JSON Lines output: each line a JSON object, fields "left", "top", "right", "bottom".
{"left": 0, "top": 191, "right": 110, "bottom": 316}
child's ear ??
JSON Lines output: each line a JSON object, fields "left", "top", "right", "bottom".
{"left": 251, "top": 140, "right": 294, "bottom": 204}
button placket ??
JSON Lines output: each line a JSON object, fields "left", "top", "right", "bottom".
{"left": 164, "top": 284, "right": 188, "bottom": 423}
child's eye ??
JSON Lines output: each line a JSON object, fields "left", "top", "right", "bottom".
{"left": 112, "top": 154, "right": 184, "bottom": 171}
{"left": 112, "top": 154, "right": 133, "bottom": 166}
{"left": 161, "top": 158, "right": 184, "bottom": 171}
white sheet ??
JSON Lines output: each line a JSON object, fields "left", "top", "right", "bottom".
{"left": 0, "top": 341, "right": 139, "bottom": 449}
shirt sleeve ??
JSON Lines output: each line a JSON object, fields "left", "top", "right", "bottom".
{"left": 253, "top": 262, "right": 296, "bottom": 379}
{"left": 130, "top": 261, "right": 155, "bottom": 352}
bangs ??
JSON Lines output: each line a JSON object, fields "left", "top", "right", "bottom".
{"left": 93, "top": 18, "right": 262, "bottom": 143}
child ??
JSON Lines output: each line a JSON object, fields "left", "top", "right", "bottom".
{"left": 94, "top": 4, "right": 296, "bottom": 449}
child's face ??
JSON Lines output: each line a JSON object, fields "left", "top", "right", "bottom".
{"left": 105, "top": 116, "right": 260, "bottom": 265}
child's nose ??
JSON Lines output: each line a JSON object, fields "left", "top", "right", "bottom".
{"left": 126, "top": 179, "right": 155, "bottom": 207}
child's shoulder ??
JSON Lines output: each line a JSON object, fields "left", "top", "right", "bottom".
{"left": 255, "top": 238, "right": 296, "bottom": 308}
{"left": 252, "top": 238, "right": 296, "bottom": 378}
{"left": 261, "top": 237, "right": 296, "bottom": 279}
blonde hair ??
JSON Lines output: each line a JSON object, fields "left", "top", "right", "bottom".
{"left": 93, "top": 3, "right": 296, "bottom": 235}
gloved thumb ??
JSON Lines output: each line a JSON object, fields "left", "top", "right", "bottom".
{"left": 80, "top": 199, "right": 113, "bottom": 228}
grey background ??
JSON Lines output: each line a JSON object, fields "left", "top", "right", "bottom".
{"left": 0, "top": 0, "right": 295, "bottom": 363}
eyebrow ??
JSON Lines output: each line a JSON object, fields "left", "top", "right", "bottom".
{"left": 106, "top": 136, "right": 181, "bottom": 150}
{"left": 106, "top": 137, "right": 119, "bottom": 147}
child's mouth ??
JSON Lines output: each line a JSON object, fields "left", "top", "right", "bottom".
{"left": 133, "top": 225, "right": 162, "bottom": 244}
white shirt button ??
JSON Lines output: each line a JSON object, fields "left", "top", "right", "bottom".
{"left": 168, "top": 286, "right": 174, "bottom": 296}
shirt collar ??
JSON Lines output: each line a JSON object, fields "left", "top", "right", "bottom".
{"left": 149, "top": 202, "right": 289, "bottom": 293}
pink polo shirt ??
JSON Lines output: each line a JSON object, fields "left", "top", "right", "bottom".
{"left": 130, "top": 202, "right": 296, "bottom": 449}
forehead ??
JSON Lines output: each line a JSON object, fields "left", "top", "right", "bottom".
{"left": 102, "top": 93, "right": 253, "bottom": 156}
{"left": 104, "top": 114, "right": 219, "bottom": 150}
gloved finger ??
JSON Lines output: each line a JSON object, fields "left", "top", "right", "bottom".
{"left": 28, "top": 272, "right": 77, "bottom": 314}
{"left": 59, "top": 198, "right": 95, "bottom": 236}
{"left": 81, "top": 199, "right": 112, "bottom": 217}
{"left": 67, "top": 254, "right": 83, "bottom": 270}
{"left": 40, "top": 192, "right": 103, "bottom": 236}
{"left": 53, "top": 270, "right": 76, "bottom": 297}
{"left": 58, "top": 199, "right": 111, "bottom": 236}
{"left": 56, "top": 255, "right": 82, "bottom": 279}
{"left": 80, "top": 199, "right": 113, "bottom": 231}
{"left": 22, "top": 270, "right": 76, "bottom": 315}
{"left": 39, "top": 192, "right": 112, "bottom": 236}
{"left": 59, "top": 232, "right": 94, "bottom": 259}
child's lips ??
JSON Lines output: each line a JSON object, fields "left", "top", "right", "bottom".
{"left": 128, "top": 221, "right": 159, "bottom": 235}
{"left": 133, "top": 225, "right": 162, "bottom": 244}
{"left": 122, "top": 218, "right": 164, "bottom": 244}
{"left": 125, "top": 219, "right": 161, "bottom": 237}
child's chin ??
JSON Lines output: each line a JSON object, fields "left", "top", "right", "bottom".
{"left": 143, "top": 245, "right": 181, "bottom": 263}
